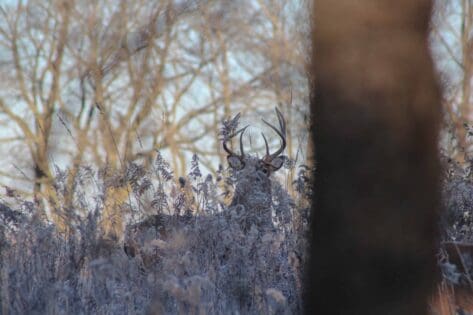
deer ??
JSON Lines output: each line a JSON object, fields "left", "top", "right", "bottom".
{"left": 221, "top": 107, "right": 287, "bottom": 231}
{"left": 124, "top": 108, "right": 288, "bottom": 261}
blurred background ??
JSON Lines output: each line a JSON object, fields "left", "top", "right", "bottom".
{"left": 1, "top": 0, "right": 471, "bottom": 195}
{"left": 0, "top": 0, "right": 471, "bottom": 231}
{"left": 433, "top": 1, "right": 473, "bottom": 169}
{"left": 0, "top": 0, "right": 311, "bottom": 198}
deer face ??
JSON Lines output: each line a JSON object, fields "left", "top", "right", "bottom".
{"left": 227, "top": 155, "right": 285, "bottom": 177}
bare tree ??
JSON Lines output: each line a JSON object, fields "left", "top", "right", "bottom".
{"left": 0, "top": 0, "right": 310, "bottom": 234}
{"left": 0, "top": 0, "right": 73, "bottom": 222}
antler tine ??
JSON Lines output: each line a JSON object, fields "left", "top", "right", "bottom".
{"left": 261, "top": 107, "right": 286, "bottom": 160}
{"left": 261, "top": 132, "right": 270, "bottom": 156}
{"left": 276, "top": 107, "right": 286, "bottom": 135}
{"left": 261, "top": 108, "right": 286, "bottom": 160}
{"left": 239, "top": 126, "right": 247, "bottom": 157}
{"left": 222, "top": 139, "right": 234, "bottom": 156}
{"left": 223, "top": 125, "right": 249, "bottom": 157}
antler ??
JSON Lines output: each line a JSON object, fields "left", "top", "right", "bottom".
{"left": 223, "top": 124, "right": 249, "bottom": 159}
{"left": 261, "top": 107, "right": 286, "bottom": 162}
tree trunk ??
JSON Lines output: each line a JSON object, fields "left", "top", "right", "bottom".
{"left": 306, "top": 1, "right": 441, "bottom": 314}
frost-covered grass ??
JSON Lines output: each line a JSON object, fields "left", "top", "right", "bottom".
{"left": 0, "top": 153, "right": 311, "bottom": 314}
{"left": 432, "top": 157, "right": 473, "bottom": 314}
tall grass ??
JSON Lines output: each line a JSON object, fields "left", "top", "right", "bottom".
{"left": 0, "top": 153, "right": 311, "bottom": 314}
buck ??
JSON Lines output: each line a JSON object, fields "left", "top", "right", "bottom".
{"left": 124, "top": 108, "right": 288, "bottom": 260}
{"left": 222, "top": 107, "right": 287, "bottom": 230}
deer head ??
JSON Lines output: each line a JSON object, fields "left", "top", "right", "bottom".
{"left": 222, "top": 108, "right": 287, "bottom": 226}
{"left": 223, "top": 107, "right": 286, "bottom": 176}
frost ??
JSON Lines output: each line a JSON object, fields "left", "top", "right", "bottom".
{"left": 0, "top": 154, "right": 311, "bottom": 314}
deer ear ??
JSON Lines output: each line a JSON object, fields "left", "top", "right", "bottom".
{"left": 227, "top": 156, "right": 245, "bottom": 170}
{"left": 269, "top": 156, "right": 284, "bottom": 171}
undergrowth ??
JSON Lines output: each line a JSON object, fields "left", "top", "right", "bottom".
{"left": 0, "top": 152, "right": 312, "bottom": 315}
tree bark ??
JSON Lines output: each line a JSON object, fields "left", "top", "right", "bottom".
{"left": 306, "top": 1, "right": 441, "bottom": 314}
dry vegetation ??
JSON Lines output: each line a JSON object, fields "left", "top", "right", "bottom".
{"left": 0, "top": 1, "right": 312, "bottom": 313}
{"left": 430, "top": 1, "right": 473, "bottom": 314}
{"left": 2, "top": 0, "right": 473, "bottom": 314}
{"left": 0, "top": 146, "right": 312, "bottom": 314}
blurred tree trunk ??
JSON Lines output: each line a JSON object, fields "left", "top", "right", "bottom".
{"left": 307, "top": 1, "right": 441, "bottom": 314}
